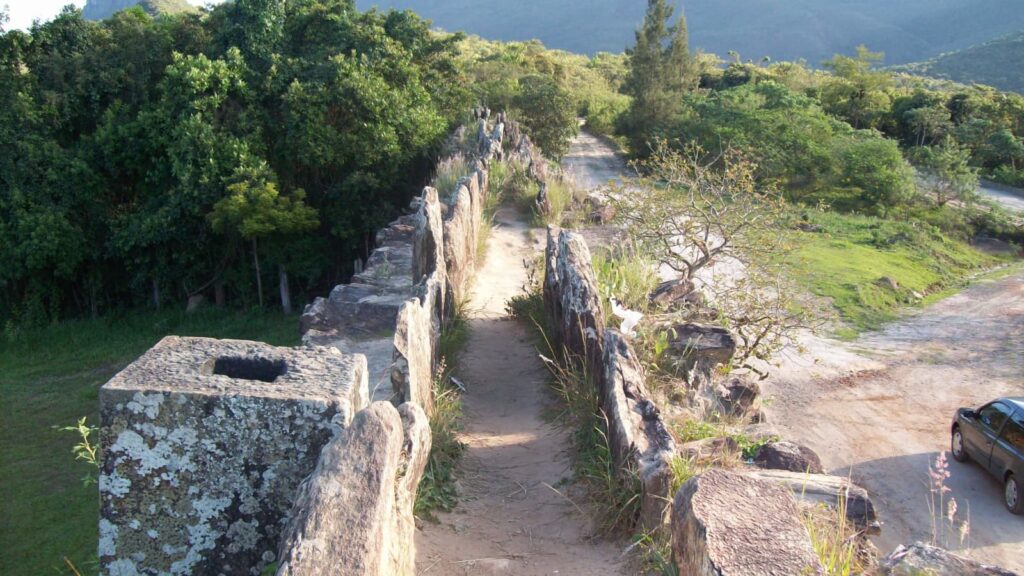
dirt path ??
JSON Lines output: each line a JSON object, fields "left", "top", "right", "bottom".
{"left": 415, "top": 206, "right": 627, "bottom": 575}
{"left": 562, "top": 130, "right": 627, "bottom": 191}
{"left": 767, "top": 271, "right": 1024, "bottom": 570}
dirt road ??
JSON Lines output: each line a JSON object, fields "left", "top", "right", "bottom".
{"left": 415, "top": 206, "right": 626, "bottom": 575}
{"left": 564, "top": 129, "right": 1024, "bottom": 570}
{"left": 980, "top": 181, "right": 1024, "bottom": 213}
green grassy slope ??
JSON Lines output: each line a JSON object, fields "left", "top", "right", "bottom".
{"left": 781, "top": 211, "right": 1005, "bottom": 336}
{"left": 0, "top": 309, "right": 299, "bottom": 575}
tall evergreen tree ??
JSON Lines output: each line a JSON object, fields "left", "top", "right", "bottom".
{"left": 621, "top": 0, "right": 695, "bottom": 154}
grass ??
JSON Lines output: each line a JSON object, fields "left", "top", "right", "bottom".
{"left": 673, "top": 418, "right": 778, "bottom": 461}
{"left": 432, "top": 155, "right": 473, "bottom": 199}
{"left": 801, "top": 491, "right": 861, "bottom": 576}
{"left": 780, "top": 209, "right": 1005, "bottom": 335}
{"left": 591, "top": 250, "right": 659, "bottom": 325}
{"left": 0, "top": 307, "right": 300, "bottom": 576}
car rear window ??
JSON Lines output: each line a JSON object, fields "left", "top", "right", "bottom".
{"left": 1001, "top": 416, "right": 1024, "bottom": 452}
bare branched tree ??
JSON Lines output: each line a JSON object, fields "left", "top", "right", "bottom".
{"left": 611, "top": 141, "right": 821, "bottom": 373}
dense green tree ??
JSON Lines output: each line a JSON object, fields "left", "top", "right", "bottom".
{"left": 0, "top": 1, "right": 466, "bottom": 324}
{"left": 512, "top": 74, "right": 577, "bottom": 159}
{"left": 821, "top": 46, "right": 892, "bottom": 130}
{"left": 918, "top": 137, "right": 979, "bottom": 207}
{"left": 620, "top": 0, "right": 695, "bottom": 153}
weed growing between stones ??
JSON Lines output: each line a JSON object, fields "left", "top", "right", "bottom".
{"left": 630, "top": 531, "right": 678, "bottom": 576}
{"left": 432, "top": 155, "right": 473, "bottom": 199}
{"left": 801, "top": 485, "right": 862, "bottom": 576}
{"left": 415, "top": 307, "right": 469, "bottom": 519}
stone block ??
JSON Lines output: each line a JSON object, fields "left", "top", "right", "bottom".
{"left": 276, "top": 402, "right": 431, "bottom": 576}
{"left": 99, "top": 336, "right": 368, "bottom": 576}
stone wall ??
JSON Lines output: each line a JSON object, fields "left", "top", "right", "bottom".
{"left": 98, "top": 337, "right": 368, "bottom": 575}
{"left": 98, "top": 113, "right": 519, "bottom": 576}
{"left": 542, "top": 228, "right": 677, "bottom": 529}
{"left": 275, "top": 402, "right": 430, "bottom": 576}
{"left": 300, "top": 114, "right": 509, "bottom": 413}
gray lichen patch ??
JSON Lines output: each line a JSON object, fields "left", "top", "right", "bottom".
{"left": 99, "top": 336, "right": 368, "bottom": 576}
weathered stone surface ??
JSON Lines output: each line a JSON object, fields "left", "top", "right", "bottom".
{"left": 302, "top": 331, "right": 396, "bottom": 403}
{"left": 392, "top": 292, "right": 435, "bottom": 414}
{"left": 99, "top": 336, "right": 369, "bottom": 576}
{"left": 300, "top": 283, "right": 411, "bottom": 339}
{"left": 649, "top": 278, "right": 701, "bottom": 309}
{"left": 543, "top": 228, "right": 605, "bottom": 372}
{"left": 601, "top": 330, "right": 677, "bottom": 528}
{"left": 443, "top": 184, "right": 475, "bottom": 304}
{"left": 745, "top": 469, "right": 876, "bottom": 527}
{"left": 880, "top": 542, "right": 1017, "bottom": 576}
{"left": 413, "top": 187, "right": 444, "bottom": 285}
{"left": 753, "top": 440, "right": 824, "bottom": 474}
{"left": 663, "top": 323, "right": 737, "bottom": 375}
{"left": 716, "top": 375, "right": 761, "bottom": 418}
{"left": 678, "top": 437, "right": 738, "bottom": 463}
{"left": 352, "top": 243, "right": 414, "bottom": 292}
{"left": 276, "top": 402, "right": 431, "bottom": 576}
{"left": 671, "top": 469, "right": 824, "bottom": 576}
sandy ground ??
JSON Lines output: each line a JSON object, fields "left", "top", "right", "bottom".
{"left": 415, "top": 206, "right": 627, "bottom": 575}
{"left": 565, "top": 130, "right": 1024, "bottom": 571}
{"left": 768, "top": 272, "right": 1024, "bottom": 570}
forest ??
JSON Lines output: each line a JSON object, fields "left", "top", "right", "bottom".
{"left": 1, "top": 0, "right": 1023, "bottom": 328}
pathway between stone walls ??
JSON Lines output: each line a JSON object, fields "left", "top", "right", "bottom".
{"left": 415, "top": 206, "right": 627, "bottom": 575}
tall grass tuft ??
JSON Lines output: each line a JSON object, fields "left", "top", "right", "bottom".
{"left": 802, "top": 488, "right": 860, "bottom": 576}
{"left": 415, "top": 309, "right": 469, "bottom": 518}
{"left": 432, "top": 155, "right": 473, "bottom": 199}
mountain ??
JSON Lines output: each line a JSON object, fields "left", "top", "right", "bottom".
{"left": 895, "top": 32, "right": 1024, "bottom": 93}
{"left": 356, "top": 0, "right": 1024, "bottom": 65}
{"left": 83, "top": 0, "right": 196, "bottom": 20}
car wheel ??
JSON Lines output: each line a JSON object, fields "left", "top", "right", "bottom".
{"left": 951, "top": 427, "right": 969, "bottom": 463}
{"left": 1006, "top": 474, "right": 1024, "bottom": 515}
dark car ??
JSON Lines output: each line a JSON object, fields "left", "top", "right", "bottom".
{"left": 951, "top": 397, "right": 1024, "bottom": 514}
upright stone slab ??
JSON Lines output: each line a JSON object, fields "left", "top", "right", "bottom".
{"left": 98, "top": 336, "right": 369, "bottom": 576}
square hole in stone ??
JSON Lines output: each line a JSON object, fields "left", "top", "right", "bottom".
{"left": 212, "top": 356, "right": 287, "bottom": 383}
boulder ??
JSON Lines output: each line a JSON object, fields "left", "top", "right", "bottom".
{"left": 715, "top": 375, "right": 761, "bottom": 418}
{"left": 753, "top": 440, "right": 824, "bottom": 474}
{"left": 649, "top": 278, "right": 701, "bottom": 309}
{"left": 672, "top": 469, "right": 823, "bottom": 576}
{"left": 745, "top": 469, "right": 877, "bottom": 528}
{"left": 678, "top": 437, "right": 738, "bottom": 463}
{"left": 276, "top": 402, "right": 431, "bottom": 576}
{"left": 662, "top": 323, "right": 736, "bottom": 375}
{"left": 880, "top": 542, "right": 1017, "bottom": 576}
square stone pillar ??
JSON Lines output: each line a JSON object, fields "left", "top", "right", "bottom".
{"left": 98, "top": 336, "right": 368, "bottom": 576}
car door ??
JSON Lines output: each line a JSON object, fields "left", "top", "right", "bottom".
{"left": 964, "top": 402, "right": 1013, "bottom": 470}
{"left": 991, "top": 409, "right": 1024, "bottom": 479}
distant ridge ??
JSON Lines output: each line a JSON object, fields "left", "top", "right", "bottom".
{"left": 83, "top": 0, "right": 196, "bottom": 20}
{"left": 357, "top": 0, "right": 1024, "bottom": 65}
{"left": 895, "top": 32, "right": 1024, "bottom": 93}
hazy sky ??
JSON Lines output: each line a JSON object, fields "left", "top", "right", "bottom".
{"left": 3, "top": 0, "right": 220, "bottom": 30}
